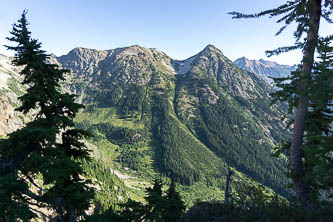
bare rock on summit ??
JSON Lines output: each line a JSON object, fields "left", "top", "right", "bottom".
{"left": 234, "top": 57, "right": 296, "bottom": 84}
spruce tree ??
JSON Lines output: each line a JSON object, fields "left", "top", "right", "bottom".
{"left": 163, "top": 179, "right": 186, "bottom": 222}
{"left": 302, "top": 38, "right": 333, "bottom": 198}
{"left": 0, "top": 10, "right": 94, "bottom": 221}
{"left": 229, "top": 0, "right": 333, "bottom": 207}
{"left": 143, "top": 179, "right": 185, "bottom": 222}
{"left": 144, "top": 179, "right": 166, "bottom": 222}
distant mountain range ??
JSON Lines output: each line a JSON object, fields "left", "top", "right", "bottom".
{"left": 234, "top": 57, "right": 296, "bottom": 84}
{"left": 0, "top": 45, "right": 291, "bottom": 205}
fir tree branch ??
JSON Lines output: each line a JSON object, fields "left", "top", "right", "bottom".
{"left": 265, "top": 43, "right": 304, "bottom": 57}
{"left": 28, "top": 207, "right": 50, "bottom": 220}
{"left": 24, "top": 174, "right": 48, "bottom": 194}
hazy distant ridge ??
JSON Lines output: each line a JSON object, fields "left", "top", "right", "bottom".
{"left": 234, "top": 57, "right": 296, "bottom": 84}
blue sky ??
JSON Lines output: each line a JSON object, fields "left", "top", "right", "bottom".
{"left": 0, "top": 0, "right": 331, "bottom": 65}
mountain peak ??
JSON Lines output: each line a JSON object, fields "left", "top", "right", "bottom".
{"left": 128, "top": 44, "right": 144, "bottom": 49}
{"left": 65, "top": 47, "right": 106, "bottom": 59}
{"left": 201, "top": 44, "right": 220, "bottom": 54}
{"left": 70, "top": 47, "right": 92, "bottom": 53}
{"left": 196, "top": 44, "right": 226, "bottom": 60}
{"left": 120, "top": 45, "right": 148, "bottom": 56}
{"left": 234, "top": 57, "right": 296, "bottom": 84}
{"left": 204, "top": 44, "right": 218, "bottom": 50}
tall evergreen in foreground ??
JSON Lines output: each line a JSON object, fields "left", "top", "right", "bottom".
{"left": 271, "top": 39, "right": 333, "bottom": 201}
{"left": 229, "top": 0, "right": 333, "bottom": 207}
{"left": 303, "top": 39, "right": 333, "bottom": 198}
{"left": 296, "top": 38, "right": 333, "bottom": 199}
{"left": 0, "top": 11, "right": 94, "bottom": 221}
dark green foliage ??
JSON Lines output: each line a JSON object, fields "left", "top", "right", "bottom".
{"left": 271, "top": 38, "right": 333, "bottom": 199}
{"left": 158, "top": 115, "right": 201, "bottom": 185}
{"left": 303, "top": 39, "right": 333, "bottom": 197}
{"left": 164, "top": 179, "right": 186, "bottom": 221}
{"left": 151, "top": 93, "right": 222, "bottom": 186}
{"left": 184, "top": 183, "right": 333, "bottom": 222}
{"left": 119, "top": 199, "right": 147, "bottom": 222}
{"left": 130, "top": 179, "right": 185, "bottom": 222}
{"left": 90, "top": 84, "right": 146, "bottom": 114}
{"left": 121, "top": 85, "right": 146, "bottom": 116}
{"left": 107, "top": 86, "right": 123, "bottom": 107}
{"left": 81, "top": 122, "right": 148, "bottom": 147}
{"left": 88, "top": 179, "right": 185, "bottom": 222}
{"left": 119, "top": 149, "right": 145, "bottom": 171}
{"left": 144, "top": 179, "right": 166, "bottom": 221}
{"left": 174, "top": 75, "right": 289, "bottom": 195}
{"left": 230, "top": 0, "right": 333, "bottom": 207}
{"left": 184, "top": 201, "right": 333, "bottom": 222}
{"left": 0, "top": 170, "right": 36, "bottom": 221}
{"left": 81, "top": 159, "right": 128, "bottom": 213}
{"left": 195, "top": 97, "right": 288, "bottom": 195}
{"left": 0, "top": 11, "right": 94, "bottom": 220}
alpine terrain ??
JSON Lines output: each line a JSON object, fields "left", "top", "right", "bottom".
{"left": 0, "top": 45, "right": 291, "bottom": 207}
{"left": 234, "top": 57, "right": 296, "bottom": 84}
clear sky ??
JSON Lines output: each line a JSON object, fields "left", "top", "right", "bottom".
{"left": 0, "top": 0, "right": 331, "bottom": 65}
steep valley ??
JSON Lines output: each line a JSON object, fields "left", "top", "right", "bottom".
{"left": 0, "top": 45, "right": 291, "bottom": 208}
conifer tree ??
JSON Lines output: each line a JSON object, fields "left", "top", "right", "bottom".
{"left": 143, "top": 179, "right": 185, "bottom": 222}
{"left": 0, "top": 10, "right": 94, "bottom": 221}
{"left": 301, "top": 38, "right": 333, "bottom": 198}
{"left": 164, "top": 179, "right": 186, "bottom": 222}
{"left": 229, "top": 0, "right": 333, "bottom": 207}
{"left": 144, "top": 179, "right": 166, "bottom": 222}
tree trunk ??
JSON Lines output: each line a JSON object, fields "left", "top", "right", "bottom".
{"left": 289, "top": 0, "right": 321, "bottom": 208}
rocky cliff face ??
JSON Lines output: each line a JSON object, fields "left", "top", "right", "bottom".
{"left": 234, "top": 57, "right": 296, "bottom": 84}
{"left": 0, "top": 54, "right": 27, "bottom": 137}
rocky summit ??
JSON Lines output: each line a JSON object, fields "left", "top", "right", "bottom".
{"left": 0, "top": 45, "right": 291, "bottom": 205}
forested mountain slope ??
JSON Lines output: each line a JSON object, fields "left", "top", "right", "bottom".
{"left": 0, "top": 45, "right": 291, "bottom": 205}
{"left": 54, "top": 45, "right": 291, "bottom": 198}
